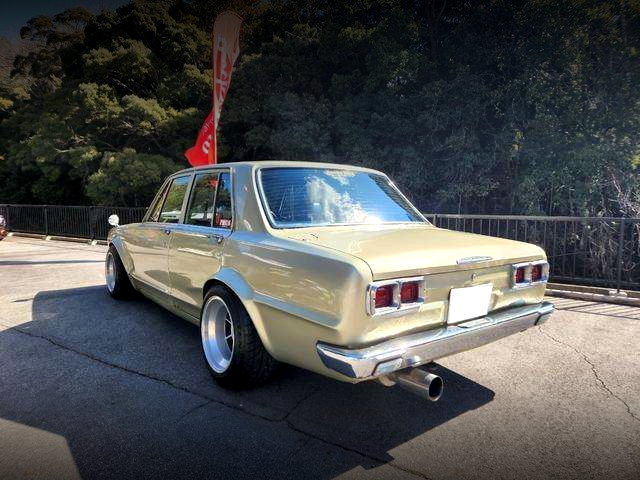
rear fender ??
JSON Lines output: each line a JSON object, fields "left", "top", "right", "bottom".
{"left": 207, "top": 267, "right": 276, "bottom": 356}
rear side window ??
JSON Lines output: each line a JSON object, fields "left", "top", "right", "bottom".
{"left": 214, "top": 172, "right": 232, "bottom": 228}
{"left": 186, "top": 173, "right": 218, "bottom": 226}
{"left": 159, "top": 176, "right": 190, "bottom": 223}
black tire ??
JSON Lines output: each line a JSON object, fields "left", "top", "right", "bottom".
{"left": 201, "top": 285, "right": 278, "bottom": 389}
{"left": 105, "top": 245, "right": 135, "bottom": 299}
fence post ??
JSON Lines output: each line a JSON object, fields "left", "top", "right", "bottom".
{"left": 616, "top": 218, "right": 625, "bottom": 292}
{"left": 43, "top": 205, "right": 48, "bottom": 236}
{"left": 90, "top": 206, "right": 95, "bottom": 241}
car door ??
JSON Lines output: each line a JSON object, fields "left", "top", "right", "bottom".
{"left": 120, "top": 178, "right": 168, "bottom": 283}
{"left": 168, "top": 170, "right": 233, "bottom": 319}
{"left": 130, "top": 174, "right": 192, "bottom": 297}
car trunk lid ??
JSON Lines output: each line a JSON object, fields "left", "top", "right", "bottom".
{"left": 282, "top": 224, "right": 544, "bottom": 279}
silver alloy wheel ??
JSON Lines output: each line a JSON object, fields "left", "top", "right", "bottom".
{"left": 201, "top": 296, "right": 235, "bottom": 373}
{"left": 105, "top": 252, "right": 116, "bottom": 293}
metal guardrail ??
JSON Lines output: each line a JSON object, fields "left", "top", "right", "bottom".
{"left": 1, "top": 204, "right": 638, "bottom": 291}
{"left": 426, "top": 214, "right": 640, "bottom": 291}
{"left": 0, "top": 204, "right": 146, "bottom": 242}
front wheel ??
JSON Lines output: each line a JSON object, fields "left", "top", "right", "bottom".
{"left": 201, "top": 285, "right": 278, "bottom": 389}
{"left": 105, "top": 246, "right": 135, "bottom": 299}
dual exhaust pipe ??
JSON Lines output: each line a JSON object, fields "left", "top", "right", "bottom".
{"left": 384, "top": 367, "right": 443, "bottom": 401}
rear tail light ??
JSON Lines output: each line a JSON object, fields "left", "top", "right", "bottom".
{"left": 512, "top": 261, "right": 549, "bottom": 288}
{"left": 374, "top": 284, "right": 394, "bottom": 308}
{"left": 531, "top": 264, "right": 542, "bottom": 282}
{"left": 400, "top": 281, "right": 419, "bottom": 303}
{"left": 367, "top": 277, "right": 424, "bottom": 316}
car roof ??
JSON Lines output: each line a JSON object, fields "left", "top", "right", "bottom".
{"left": 171, "top": 160, "right": 385, "bottom": 177}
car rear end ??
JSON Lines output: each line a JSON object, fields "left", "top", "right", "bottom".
{"left": 253, "top": 163, "right": 554, "bottom": 397}
{"left": 315, "top": 255, "right": 553, "bottom": 387}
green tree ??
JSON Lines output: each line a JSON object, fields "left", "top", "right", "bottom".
{"left": 0, "top": 1, "right": 207, "bottom": 206}
{"left": 0, "top": 0, "right": 639, "bottom": 215}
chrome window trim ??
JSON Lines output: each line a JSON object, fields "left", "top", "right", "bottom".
{"left": 254, "top": 166, "right": 429, "bottom": 230}
{"left": 179, "top": 173, "right": 196, "bottom": 224}
{"left": 184, "top": 171, "right": 218, "bottom": 227}
{"left": 213, "top": 170, "right": 234, "bottom": 230}
{"left": 143, "top": 178, "right": 171, "bottom": 223}
{"left": 180, "top": 168, "right": 235, "bottom": 231}
{"left": 511, "top": 260, "right": 549, "bottom": 289}
{"left": 156, "top": 174, "right": 193, "bottom": 225}
{"left": 366, "top": 276, "right": 426, "bottom": 317}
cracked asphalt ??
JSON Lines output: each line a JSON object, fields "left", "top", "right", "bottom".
{"left": 0, "top": 236, "right": 639, "bottom": 480}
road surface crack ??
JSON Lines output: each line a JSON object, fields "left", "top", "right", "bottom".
{"left": 538, "top": 326, "right": 640, "bottom": 424}
{"left": 3, "top": 323, "right": 430, "bottom": 480}
{"left": 282, "top": 389, "right": 318, "bottom": 421}
{"left": 177, "top": 399, "right": 213, "bottom": 422}
{"left": 0, "top": 322, "right": 278, "bottom": 422}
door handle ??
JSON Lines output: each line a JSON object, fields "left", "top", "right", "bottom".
{"left": 163, "top": 228, "right": 171, "bottom": 235}
{"left": 208, "top": 234, "right": 225, "bottom": 244}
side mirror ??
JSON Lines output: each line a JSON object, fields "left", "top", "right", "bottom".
{"left": 108, "top": 214, "right": 120, "bottom": 227}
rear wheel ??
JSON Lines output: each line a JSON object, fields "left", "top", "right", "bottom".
{"left": 105, "top": 246, "right": 134, "bottom": 299}
{"left": 201, "top": 285, "right": 277, "bottom": 389}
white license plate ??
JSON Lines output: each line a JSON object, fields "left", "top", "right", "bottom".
{"left": 447, "top": 283, "right": 493, "bottom": 324}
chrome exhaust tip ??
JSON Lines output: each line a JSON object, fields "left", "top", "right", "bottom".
{"left": 390, "top": 367, "right": 443, "bottom": 401}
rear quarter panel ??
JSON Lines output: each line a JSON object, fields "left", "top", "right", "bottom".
{"left": 219, "top": 232, "right": 547, "bottom": 381}
{"left": 219, "top": 232, "right": 375, "bottom": 379}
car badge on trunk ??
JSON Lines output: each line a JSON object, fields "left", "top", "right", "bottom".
{"left": 456, "top": 256, "right": 492, "bottom": 265}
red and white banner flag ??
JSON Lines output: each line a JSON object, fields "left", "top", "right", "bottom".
{"left": 185, "top": 11, "right": 243, "bottom": 166}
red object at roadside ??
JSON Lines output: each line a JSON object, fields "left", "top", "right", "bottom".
{"left": 184, "top": 110, "right": 215, "bottom": 167}
{"left": 185, "top": 11, "right": 243, "bottom": 166}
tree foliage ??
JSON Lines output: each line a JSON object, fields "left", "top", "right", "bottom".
{"left": 0, "top": 0, "right": 639, "bottom": 214}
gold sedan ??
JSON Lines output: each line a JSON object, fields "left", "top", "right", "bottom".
{"left": 106, "top": 161, "right": 553, "bottom": 400}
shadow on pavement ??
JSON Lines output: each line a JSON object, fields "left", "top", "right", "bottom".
{"left": 0, "top": 285, "right": 494, "bottom": 479}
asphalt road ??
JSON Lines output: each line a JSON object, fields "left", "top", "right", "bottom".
{"left": 0, "top": 235, "right": 639, "bottom": 480}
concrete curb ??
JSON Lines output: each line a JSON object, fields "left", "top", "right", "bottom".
{"left": 546, "top": 286, "right": 640, "bottom": 307}
{"left": 6, "top": 232, "right": 44, "bottom": 240}
{"left": 547, "top": 281, "right": 640, "bottom": 298}
{"left": 8, "top": 231, "right": 108, "bottom": 246}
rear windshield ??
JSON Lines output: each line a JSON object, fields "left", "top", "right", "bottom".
{"left": 258, "top": 167, "right": 425, "bottom": 228}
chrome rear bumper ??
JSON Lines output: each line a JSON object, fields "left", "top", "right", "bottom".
{"left": 316, "top": 301, "right": 554, "bottom": 379}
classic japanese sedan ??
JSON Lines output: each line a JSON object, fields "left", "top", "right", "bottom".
{"left": 106, "top": 161, "right": 553, "bottom": 399}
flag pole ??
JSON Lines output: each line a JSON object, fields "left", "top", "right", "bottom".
{"left": 209, "top": 26, "right": 216, "bottom": 164}
{"left": 184, "top": 11, "right": 242, "bottom": 167}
